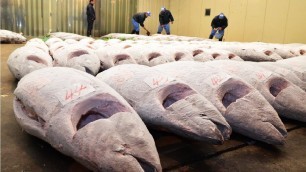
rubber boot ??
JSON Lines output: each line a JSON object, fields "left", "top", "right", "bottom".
{"left": 219, "top": 36, "right": 223, "bottom": 41}
{"left": 209, "top": 34, "right": 214, "bottom": 39}
{"left": 136, "top": 31, "right": 139, "bottom": 35}
{"left": 131, "top": 30, "right": 136, "bottom": 34}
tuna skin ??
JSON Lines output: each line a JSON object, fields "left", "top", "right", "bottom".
{"left": 96, "top": 64, "right": 232, "bottom": 144}
{"left": 13, "top": 67, "right": 161, "bottom": 172}
{"left": 205, "top": 60, "right": 306, "bottom": 122}
{"left": 154, "top": 61, "right": 287, "bottom": 145}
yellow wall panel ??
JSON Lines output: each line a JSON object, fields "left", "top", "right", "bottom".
{"left": 243, "top": 0, "right": 267, "bottom": 42}
{"left": 262, "top": 0, "right": 289, "bottom": 43}
{"left": 226, "top": 0, "right": 248, "bottom": 42}
{"left": 168, "top": 0, "right": 180, "bottom": 35}
{"left": 284, "top": 0, "right": 306, "bottom": 43}
{"left": 189, "top": 0, "right": 204, "bottom": 36}
{"left": 199, "top": 0, "right": 214, "bottom": 38}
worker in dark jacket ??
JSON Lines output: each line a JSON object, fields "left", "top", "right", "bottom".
{"left": 86, "top": 0, "right": 95, "bottom": 37}
{"left": 209, "top": 13, "right": 228, "bottom": 41}
{"left": 157, "top": 7, "right": 174, "bottom": 35}
{"left": 131, "top": 11, "right": 151, "bottom": 35}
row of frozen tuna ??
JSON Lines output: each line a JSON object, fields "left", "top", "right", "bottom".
{"left": 14, "top": 57, "right": 306, "bottom": 171}
{"left": 103, "top": 33, "right": 306, "bottom": 60}
{"left": 7, "top": 37, "right": 241, "bottom": 79}
{"left": 7, "top": 35, "right": 306, "bottom": 81}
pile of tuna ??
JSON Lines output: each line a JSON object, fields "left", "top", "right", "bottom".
{"left": 0, "top": 29, "right": 27, "bottom": 43}
{"left": 8, "top": 32, "right": 306, "bottom": 171}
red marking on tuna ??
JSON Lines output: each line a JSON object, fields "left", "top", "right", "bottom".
{"left": 65, "top": 84, "right": 87, "bottom": 100}
{"left": 211, "top": 75, "right": 223, "bottom": 86}
{"left": 256, "top": 72, "right": 266, "bottom": 80}
{"left": 152, "top": 76, "right": 168, "bottom": 86}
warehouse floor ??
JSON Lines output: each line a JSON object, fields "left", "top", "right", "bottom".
{"left": 1, "top": 43, "right": 306, "bottom": 172}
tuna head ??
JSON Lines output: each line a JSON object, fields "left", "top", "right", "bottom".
{"left": 13, "top": 67, "right": 161, "bottom": 172}
{"left": 137, "top": 81, "right": 231, "bottom": 144}
{"left": 97, "top": 64, "right": 232, "bottom": 144}
{"left": 7, "top": 46, "right": 53, "bottom": 80}
{"left": 257, "top": 62, "right": 306, "bottom": 92}
{"left": 257, "top": 75, "right": 306, "bottom": 122}
{"left": 126, "top": 46, "right": 172, "bottom": 67}
{"left": 165, "top": 46, "right": 194, "bottom": 61}
{"left": 154, "top": 61, "right": 287, "bottom": 145}
{"left": 208, "top": 60, "right": 306, "bottom": 123}
{"left": 53, "top": 45, "right": 100, "bottom": 75}
{"left": 217, "top": 78, "right": 287, "bottom": 144}
{"left": 96, "top": 46, "right": 137, "bottom": 71}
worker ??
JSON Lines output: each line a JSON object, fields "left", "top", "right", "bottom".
{"left": 157, "top": 7, "right": 174, "bottom": 35}
{"left": 209, "top": 13, "right": 228, "bottom": 41}
{"left": 86, "top": 0, "right": 96, "bottom": 37}
{"left": 131, "top": 11, "right": 151, "bottom": 36}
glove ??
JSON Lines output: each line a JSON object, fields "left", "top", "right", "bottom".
{"left": 146, "top": 31, "right": 151, "bottom": 36}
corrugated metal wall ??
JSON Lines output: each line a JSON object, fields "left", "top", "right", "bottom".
{"left": 0, "top": 0, "right": 137, "bottom": 37}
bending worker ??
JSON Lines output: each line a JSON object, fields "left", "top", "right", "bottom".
{"left": 131, "top": 11, "right": 151, "bottom": 35}
{"left": 157, "top": 7, "right": 174, "bottom": 35}
{"left": 209, "top": 13, "right": 228, "bottom": 41}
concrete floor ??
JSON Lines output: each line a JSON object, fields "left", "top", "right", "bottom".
{"left": 1, "top": 43, "right": 306, "bottom": 172}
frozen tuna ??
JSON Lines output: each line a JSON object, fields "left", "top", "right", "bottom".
{"left": 257, "top": 62, "right": 306, "bottom": 91}
{"left": 96, "top": 46, "right": 137, "bottom": 71}
{"left": 52, "top": 44, "right": 100, "bottom": 75}
{"left": 7, "top": 46, "right": 53, "bottom": 80}
{"left": 13, "top": 67, "right": 161, "bottom": 172}
{"left": 125, "top": 46, "right": 173, "bottom": 66}
{"left": 275, "top": 56, "right": 306, "bottom": 83}
{"left": 154, "top": 61, "right": 287, "bottom": 144}
{"left": 206, "top": 60, "right": 306, "bottom": 122}
{"left": 96, "top": 64, "right": 232, "bottom": 144}
{"left": 0, "top": 29, "right": 26, "bottom": 43}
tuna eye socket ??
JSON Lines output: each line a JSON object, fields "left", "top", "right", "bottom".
{"left": 264, "top": 50, "right": 273, "bottom": 56}
{"left": 68, "top": 50, "right": 89, "bottom": 59}
{"left": 77, "top": 110, "right": 111, "bottom": 130}
{"left": 114, "top": 54, "right": 130, "bottom": 64}
{"left": 269, "top": 79, "right": 289, "bottom": 97}
{"left": 193, "top": 49, "right": 203, "bottom": 56}
{"left": 222, "top": 84, "right": 251, "bottom": 108}
{"left": 148, "top": 52, "right": 161, "bottom": 61}
{"left": 228, "top": 54, "right": 236, "bottom": 59}
{"left": 300, "top": 49, "right": 305, "bottom": 55}
{"left": 174, "top": 52, "right": 184, "bottom": 61}
{"left": 27, "top": 55, "right": 47, "bottom": 65}
{"left": 76, "top": 97, "right": 130, "bottom": 130}
{"left": 212, "top": 53, "right": 220, "bottom": 59}
{"left": 162, "top": 84, "right": 196, "bottom": 108}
